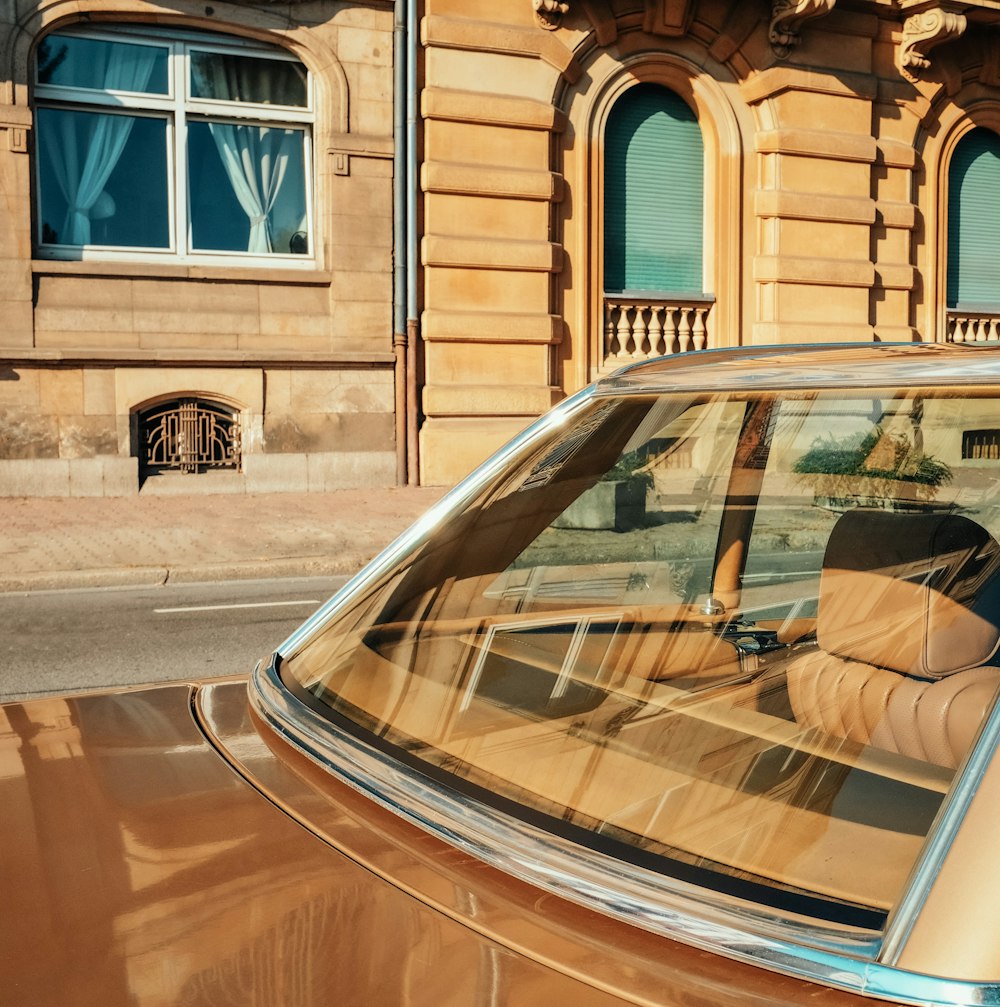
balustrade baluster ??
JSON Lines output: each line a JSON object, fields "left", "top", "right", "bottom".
{"left": 663, "top": 306, "right": 678, "bottom": 354}
{"left": 605, "top": 303, "right": 619, "bottom": 357}
{"left": 616, "top": 305, "right": 633, "bottom": 358}
{"left": 648, "top": 305, "right": 665, "bottom": 356}
{"left": 637, "top": 304, "right": 651, "bottom": 357}
{"left": 678, "top": 308, "right": 692, "bottom": 353}
{"left": 692, "top": 307, "right": 707, "bottom": 350}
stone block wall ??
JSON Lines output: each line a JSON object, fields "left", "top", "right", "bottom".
{"left": 415, "top": 0, "right": 1000, "bottom": 485}
{"left": 0, "top": 0, "right": 398, "bottom": 497}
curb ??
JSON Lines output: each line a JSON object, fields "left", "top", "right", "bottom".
{"left": 0, "top": 554, "right": 371, "bottom": 594}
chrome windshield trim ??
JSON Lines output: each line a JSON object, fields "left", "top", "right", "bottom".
{"left": 251, "top": 658, "right": 1000, "bottom": 1005}
{"left": 880, "top": 688, "right": 1000, "bottom": 967}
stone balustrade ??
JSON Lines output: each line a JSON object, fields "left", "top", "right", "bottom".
{"left": 603, "top": 295, "right": 714, "bottom": 366}
{"left": 947, "top": 310, "right": 1000, "bottom": 343}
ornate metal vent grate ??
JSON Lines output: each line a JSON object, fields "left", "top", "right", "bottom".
{"left": 138, "top": 398, "right": 242, "bottom": 475}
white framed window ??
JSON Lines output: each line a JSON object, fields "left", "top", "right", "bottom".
{"left": 33, "top": 26, "right": 314, "bottom": 267}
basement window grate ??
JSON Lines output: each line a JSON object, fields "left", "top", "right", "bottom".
{"left": 138, "top": 398, "right": 242, "bottom": 476}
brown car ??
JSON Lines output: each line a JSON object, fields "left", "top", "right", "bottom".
{"left": 4, "top": 343, "right": 1000, "bottom": 1006}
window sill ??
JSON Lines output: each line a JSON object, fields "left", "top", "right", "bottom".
{"left": 0, "top": 346, "right": 396, "bottom": 366}
{"left": 32, "top": 258, "right": 333, "bottom": 286}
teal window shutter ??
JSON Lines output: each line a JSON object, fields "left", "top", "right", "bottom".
{"left": 948, "top": 128, "right": 1000, "bottom": 308}
{"left": 604, "top": 84, "right": 704, "bottom": 294}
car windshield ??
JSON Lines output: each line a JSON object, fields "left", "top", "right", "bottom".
{"left": 282, "top": 385, "right": 1000, "bottom": 928}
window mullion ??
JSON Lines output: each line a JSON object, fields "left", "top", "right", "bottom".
{"left": 185, "top": 101, "right": 313, "bottom": 125}
{"left": 34, "top": 87, "right": 174, "bottom": 113}
{"left": 172, "top": 44, "right": 188, "bottom": 257}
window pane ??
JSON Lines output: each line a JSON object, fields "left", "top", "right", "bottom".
{"left": 604, "top": 84, "right": 704, "bottom": 293}
{"left": 188, "top": 120, "right": 308, "bottom": 255}
{"left": 189, "top": 51, "right": 307, "bottom": 107}
{"left": 947, "top": 128, "right": 1000, "bottom": 308}
{"left": 37, "top": 108, "right": 169, "bottom": 248}
{"left": 509, "top": 398, "right": 742, "bottom": 604}
{"left": 36, "top": 34, "right": 168, "bottom": 94}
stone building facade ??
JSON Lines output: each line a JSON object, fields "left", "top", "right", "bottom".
{"left": 3, "top": 0, "right": 1000, "bottom": 494}
{"left": 0, "top": 0, "right": 398, "bottom": 495}
{"left": 417, "top": 0, "right": 1000, "bottom": 484}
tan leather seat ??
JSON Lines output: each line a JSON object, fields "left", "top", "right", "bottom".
{"left": 786, "top": 510, "right": 1000, "bottom": 769}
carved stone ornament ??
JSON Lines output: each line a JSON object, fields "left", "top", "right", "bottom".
{"left": 533, "top": 0, "right": 570, "bottom": 31}
{"left": 769, "top": 0, "right": 837, "bottom": 58}
{"left": 899, "top": 6, "right": 968, "bottom": 82}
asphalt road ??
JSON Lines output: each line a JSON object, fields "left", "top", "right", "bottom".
{"left": 0, "top": 575, "right": 350, "bottom": 703}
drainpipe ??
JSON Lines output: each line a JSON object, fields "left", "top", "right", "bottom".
{"left": 392, "top": 0, "right": 408, "bottom": 485}
{"left": 405, "top": 0, "right": 420, "bottom": 486}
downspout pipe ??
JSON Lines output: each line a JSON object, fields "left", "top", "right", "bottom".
{"left": 392, "top": 0, "right": 408, "bottom": 485}
{"left": 405, "top": 0, "right": 420, "bottom": 485}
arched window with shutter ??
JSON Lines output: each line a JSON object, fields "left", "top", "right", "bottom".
{"left": 947, "top": 127, "right": 1000, "bottom": 309}
{"left": 604, "top": 84, "right": 704, "bottom": 295}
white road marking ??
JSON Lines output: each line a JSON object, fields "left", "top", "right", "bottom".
{"left": 154, "top": 600, "right": 320, "bottom": 614}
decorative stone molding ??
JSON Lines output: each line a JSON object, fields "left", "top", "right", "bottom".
{"left": 643, "top": 0, "right": 695, "bottom": 37}
{"left": 0, "top": 103, "right": 30, "bottom": 154}
{"left": 533, "top": 0, "right": 569, "bottom": 31}
{"left": 423, "top": 87, "right": 567, "bottom": 132}
{"left": 579, "top": 0, "right": 618, "bottom": 45}
{"left": 898, "top": 6, "right": 967, "bottom": 82}
{"left": 981, "top": 42, "right": 1000, "bottom": 88}
{"left": 769, "top": 0, "right": 838, "bottom": 58}
{"left": 425, "top": 15, "right": 582, "bottom": 84}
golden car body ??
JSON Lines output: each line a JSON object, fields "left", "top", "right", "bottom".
{"left": 4, "top": 343, "right": 1000, "bottom": 1006}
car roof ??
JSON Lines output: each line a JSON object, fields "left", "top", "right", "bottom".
{"left": 599, "top": 342, "right": 1000, "bottom": 395}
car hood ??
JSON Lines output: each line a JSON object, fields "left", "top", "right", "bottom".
{"left": 0, "top": 679, "right": 864, "bottom": 1007}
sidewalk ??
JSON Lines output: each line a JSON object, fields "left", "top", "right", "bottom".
{"left": 0, "top": 487, "right": 447, "bottom": 593}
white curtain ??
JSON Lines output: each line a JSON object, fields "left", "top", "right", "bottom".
{"left": 206, "top": 123, "right": 295, "bottom": 253}
{"left": 42, "top": 44, "right": 157, "bottom": 245}
{"left": 195, "top": 54, "right": 301, "bottom": 254}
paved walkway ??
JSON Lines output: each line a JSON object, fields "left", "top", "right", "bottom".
{"left": 0, "top": 487, "right": 446, "bottom": 592}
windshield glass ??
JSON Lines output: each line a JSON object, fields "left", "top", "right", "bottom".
{"left": 282, "top": 386, "right": 1000, "bottom": 928}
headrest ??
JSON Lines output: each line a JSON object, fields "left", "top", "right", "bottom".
{"left": 818, "top": 510, "right": 1000, "bottom": 679}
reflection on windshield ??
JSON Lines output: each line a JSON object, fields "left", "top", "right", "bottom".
{"left": 284, "top": 388, "right": 1000, "bottom": 927}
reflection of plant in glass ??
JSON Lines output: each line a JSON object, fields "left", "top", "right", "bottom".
{"left": 601, "top": 448, "right": 654, "bottom": 488}
{"left": 794, "top": 426, "right": 952, "bottom": 503}
{"left": 36, "top": 40, "right": 69, "bottom": 84}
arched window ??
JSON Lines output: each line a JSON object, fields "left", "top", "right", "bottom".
{"left": 604, "top": 84, "right": 704, "bottom": 295}
{"left": 34, "top": 25, "right": 313, "bottom": 264}
{"left": 947, "top": 128, "right": 1000, "bottom": 308}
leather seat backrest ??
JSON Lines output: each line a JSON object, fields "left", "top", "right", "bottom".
{"left": 786, "top": 510, "right": 1000, "bottom": 769}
